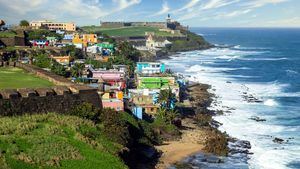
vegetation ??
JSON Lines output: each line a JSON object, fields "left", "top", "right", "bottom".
{"left": 19, "top": 20, "right": 29, "bottom": 27}
{"left": 51, "top": 61, "right": 67, "bottom": 77}
{"left": 0, "top": 67, "right": 53, "bottom": 89}
{"left": 0, "top": 31, "right": 17, "bottom": 38}
{"left": 0, "top": 113, "right": 128, "bottom": 169}
{"left": 71, "top": 63, "right": 84, "bottom": 78}
{"left": 203, "top": 128, "right": 228, "bottom": 156}
{"left": 27, "top": 29, "right": 63, "bottom": 40}
{"left": 167, "top": 31, "right": 211, "bottom": 52}
{"left": 157, "top": 88, "right": 176, "bottom": 110}
{"left": 81, "top": 26, "right": 181, "bottom": 37}
{"left": 33, "top": 53, "right": 51, "bottom": 68}
{"left": 61, "top": 45, "right": 84, "bottom": 59}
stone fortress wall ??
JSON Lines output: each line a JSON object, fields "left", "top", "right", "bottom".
{"left": 0, "top": 62, "right": 102, "bottom": 116}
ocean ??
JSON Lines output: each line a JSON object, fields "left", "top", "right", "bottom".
{"left": 161, "top": 28, "right": 300, "bottom": 169}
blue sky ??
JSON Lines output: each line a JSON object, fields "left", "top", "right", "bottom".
{"left": 0, "top": 0, "right": 300, "bottom": 27}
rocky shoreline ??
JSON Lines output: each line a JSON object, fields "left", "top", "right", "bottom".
{"left": 155, "top": 82, "right": 253, "bottom": 169}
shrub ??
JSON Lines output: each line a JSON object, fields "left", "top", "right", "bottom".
{"left": 33, "top": 53, "right": 51, "bottom": 68}
{"left": 99, "top": 109, "right": 130, "bottom": 146}
{"left": 194, "top": 113, "right": 212, "bottom": 127}
{"left": 69, "top": 103, "right": 100, "bottom": 121}
{"left": 204, "top": 128, "right": 228, "bottom": 156}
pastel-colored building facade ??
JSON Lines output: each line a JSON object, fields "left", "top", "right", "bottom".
{"left": 30, "top": 20, "right": 76, "bottom": 31}
{"left": 51, "top": 56, "right": 72, "bottom": 65}
{"left": 92, "top": 70, "right": 126, "bottom": 90}
{"left": 72, "top": 34, "right": 98, "bottom": 47}
{"left": 136, "top": 62, "right": 165, "bottom": 74}
{"left": 137, "top": 76, "right": 176, "bottom": 89}
{"left": 102, "top": 99, "right": 124, "bottom": 111}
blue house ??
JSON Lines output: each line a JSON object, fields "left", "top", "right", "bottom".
{"left": 132, "top": 106, "right": 143, "bottom": 119}
{"left": 136, "top": 62, "right": 166, "bottom": 74}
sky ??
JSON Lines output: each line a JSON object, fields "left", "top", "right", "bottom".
{"left": 0, "top": 0, "right": 300, "bottom": 27}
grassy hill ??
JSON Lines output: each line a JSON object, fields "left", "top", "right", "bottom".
{"left": 81, "top": 26, "right": 182, "bottom": 37}
{"left": 0, "top": 31, "right": 17, "bottom": 38}
{"left": 0, "top": 67, "right": 53, "bottom": 89}
{"left": 0, "top": 113, "right": 127, "bottom": 169}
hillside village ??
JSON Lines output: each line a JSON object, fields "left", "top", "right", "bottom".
{"left": 0, "top": 16, "right": 225, "bottom": 169}
{"left": 0, "top": 15, "right": 206, "bottom": 118}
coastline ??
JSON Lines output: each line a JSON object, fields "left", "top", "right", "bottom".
{"left": 155, "top": 83, "right": 229, "bottom": 169}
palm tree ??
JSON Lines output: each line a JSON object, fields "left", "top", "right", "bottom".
{"left": 157, "top": 87, "right": 176, "bottom": 110}
{"left": 71, "top": 63, "right": 84, "bottom": 78}
{"left": 156, "top": 108, "right": 179, "bottom": 124}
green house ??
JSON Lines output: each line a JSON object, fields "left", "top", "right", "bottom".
{"left": 137, "top": 77, "right": 175, "bottom": 89}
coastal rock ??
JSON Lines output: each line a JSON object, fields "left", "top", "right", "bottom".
{"left": 273, "top": 137, "right": 285, "bottom": 144}
{"left": 206, "top": 156, "right": 223, "bottom": 163}
{"left": 249, "top": 116, "right": 266, "bottom": 122}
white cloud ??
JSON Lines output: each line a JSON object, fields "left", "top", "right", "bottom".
{"left": 221, "top": 9, "right": 252, "bottom": 18}
{"left": 176, "top": 0, "right": 201, "bottom": 12}
{"left": 0, "top": 0, "right": 46, "bottom": 15}
{"left": 151, "top": 1, "right": 170, "bottom": 16}
{"left": 266, "top": 17, "right": 300, "bottom": 27}
{"left": 113, "top": 0, "right": 142, "bottom": 11}
{"left": 178, "top": 0, "right": 241, "bottom": 21}
{"left": 241, "top": 0, "right": 289, "bottom": 8}
{"left": 201, "top": 0, "right": 240, "bottom": 10}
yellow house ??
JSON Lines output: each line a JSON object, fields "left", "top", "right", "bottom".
{"left": 72, "top": 34, "right": 98, "bottom": 47}
{"left": 51, "top": 55, "right": 72, "bottom": 65}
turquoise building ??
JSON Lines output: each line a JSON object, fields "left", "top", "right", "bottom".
{"left": 136, "top": 62, "right": 166, "bottom": 74}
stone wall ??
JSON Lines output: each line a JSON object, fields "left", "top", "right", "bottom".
{"left": 0, "top": 62, "right": 102, "bottom": 116}
{"left": 0, "top": 86, "right": 102, "bottom": 116}
{"left": 0, "top": 36, "right": 25, "bottom": 47}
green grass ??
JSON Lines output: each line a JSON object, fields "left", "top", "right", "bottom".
{"left": 0, "top": 113, "right": 127, "bottom": 169}
{"left": 0, "top": 67, "right": 53, "bottom": 89}
{"left": 81, "top": 26, "right": 182, "bottom": 37}
{"left": 0, "top": 31, "right": 17, "bottom": 38}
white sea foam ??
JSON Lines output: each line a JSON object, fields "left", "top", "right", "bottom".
{"left": 240, "top": 57, "right": 288, "bottom": 61}
{"left": 264, "top": 99, "right": 279, "bottom": 106}
{"left": 161, "top": 46, "right": 299, "bottom": 169}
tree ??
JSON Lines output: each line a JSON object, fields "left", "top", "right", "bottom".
{"left": 27, "top": 29, "right": 63, "bottom": 40}
{"left": 116, "top": 41, "right": 141, "bottom": 62}
{"left": 51, "top": 61, "right": 67, "bottom": 77}
{"left": 19, "top": 20, "right": 29, "bottom": 27}
{"left": 155, "top": 108, "right": 178, "bottom": 125}
{"left": 33, "top": 54, "right": 51, "bottom": 68}
{"left": 157, "top": 88, "right": 176, "bottom": 110}
{"left": 71, "top": 63, "right": 84, "bottom": 78}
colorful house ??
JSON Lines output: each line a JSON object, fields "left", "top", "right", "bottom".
{"left": 46, "top": 37, "right": 58, "bottom": 46}
{"left": 102, "top": 99, "right": 124, "bottom": 111}
{"left": 72, "top": 34, "right": 98, "bottom": 47}
{"left": 136, "top": 62, "right": 165, "bottom": 74}
{"left": 137, "top": 76, "right": 175, "bottom": 89}
{"left": 51, "top": 55, "right": 72, "bottom": 65}
{"left": 92, "top": 70, "right": 126, "bottom": 90}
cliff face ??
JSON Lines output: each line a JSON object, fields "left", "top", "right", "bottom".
{"left": 167, "top": 31, "right": 213, "bottom": 53}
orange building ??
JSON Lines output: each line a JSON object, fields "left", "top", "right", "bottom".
{"left": 51, "top": 55, "right": 72, "bottom": 65}
{"left": 30, "top": 20, "right": 76, "bottom": 31}
{"left": 72, "top": 34, "right": 98, "bottom": 47}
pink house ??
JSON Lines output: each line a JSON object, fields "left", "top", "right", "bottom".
{"left": 102, "top": 99, "right": 124, "bottom": 111}
{"left": 92, "top": 70, "right": 127, "bottom": 90}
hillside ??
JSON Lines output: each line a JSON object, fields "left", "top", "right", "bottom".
{"left": 166, "top": 31, "right": 213, "bottom": 52}
{"left": 0, "top": 113, "right": 127, "bottom": 169}
{"left": 81, "top": 26, "right": 182, "bottom": 37}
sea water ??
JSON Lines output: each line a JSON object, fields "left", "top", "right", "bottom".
{"left": 161, "top": 28, "right": 300, "bottom": 169}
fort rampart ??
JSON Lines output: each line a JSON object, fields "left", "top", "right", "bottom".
{"left": 0, "top": 62, "right": 102, "bottom": 116}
